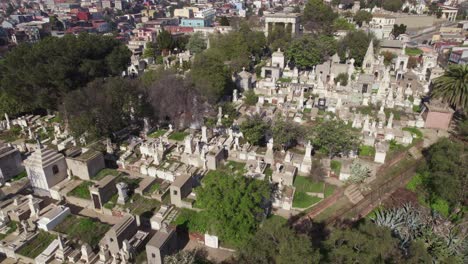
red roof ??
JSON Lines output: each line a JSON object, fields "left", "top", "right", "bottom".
{"left": 163, "top": 26, "right": 194, "bottom": 34}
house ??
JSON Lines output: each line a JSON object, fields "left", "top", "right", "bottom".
{"left": 65, "top": 149, "right": 105, "bottom": 181}
{"left": 0, "top": 143, "right": 23, "bottom": 184}
{"left": 146, "top": 226, "right": 178, "bottom": 264}
{"left": 422, "top": 100, "right": 454, "bottom": 130}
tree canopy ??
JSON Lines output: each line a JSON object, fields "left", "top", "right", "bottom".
{"left": 286, "top": 35, "right": 337, "bottom": 70}
{"left": 338, "top": 30, "right": 378, "bottom": 67}
{"left": 0, "top": 33, "right": 131, "bottom": 115}
{"left": 303, "top": 0, "right": 338, "bottom": 33}
{"left": 272, "top": 118, "right": 305, "bottom": 150}
{"left": 311, "top": 119, "right": 361, "bottom": 158}
{"left": 240, "top": 115, "right": 269, "bottom": 146}
{"left": 195, "top": 170, "right": 270, "bottom": 247}
{"left": 431, "top": 64, "right": 468, "bottom": 110}
{"left": 185, "top": 32, "right": 207, "bottom": 54}
{"left": 354, "top": 10, "right": 373, "bottom": 26}
{"left": 238, "top": 218, "right": 320, "bottom": 264}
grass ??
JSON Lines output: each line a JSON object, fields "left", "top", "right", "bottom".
{"left": 124, "top": 194, "right": 160, "bottom": 217}
{"left": 0, "top": 221, "right": 17, "bottom": 240}
{"left": 406, "top": 173, "right": 450, "bottom": 218}
{"left": 359, "top": 145, "right": 375, "bottom": 157}
{"left": 324, "top": 184, "right": 335, "bottom": 197}
{"left": 294, "top": 176, "right": 324, "bottom": 193}
{"left": 10, "top": 170, "right": 27, "bottom": 181}
{"left": 331, "top": 160, "right": 341, "bottom": 175}
{"left": 54, "top": 215, "right": 110, "bottom": 248}
{"left": 68, "top": 181, "right": 93, "bottom": 200}
{"left": 293, "top": 192, "right": 322, "bottom": 208}
{"left": 402, "top": 127, "right": 423, "bottom": 139}
{"left": 103, "top": 194, "right": 118, "bottom": 210}
{"left": 405, "top": 47, "right": 423, "bottom": 56}
{"left": 406, "top": 173, "right": 423, "bottom": 192}
{"left": 168, "top": 131, "right": 189, "bottom": 141}
{"left": 224, "top": 161, "right": 247, "bottom": 175}
{"left": 172, "top": 208, "right": 206, "bottom": 234}
{"left": 145, "top": 182, "right": 161, "bottom": 195}
{"left": 93, "top": 168, "right": 120, "bottom": 181}
{"left": 17, "top": 231, "right": 56, "bottom": 258}
{"left": 148, "top": 129, "right": 167, "bottom": 138}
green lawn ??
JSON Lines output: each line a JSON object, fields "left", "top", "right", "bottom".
{"left": 145, "top": 182, "right": 161, "bottom": 195}
{"left": 10, "top": 170, "right": 27, "bottom": 181}
{"left": 93, "top": 168, "right": 121, "bottom": 180}
{"left": 0, "top": 221, "right": 17, "bottom": 240}
{"left": 54, "top": 215, "right": 110, "bottom": 248}
{"left": 68, "top": 181, "right": 93, "bottom": 199}
{"left": 293, "top": 176, "right": 324, "bottom": 193}
{"left": 103, "top": 194, "right": 118, "bottom": 210}
{"left": 124, "top": 194, "right": 160, "bottom": 217}
{"left": 17, "top": 231, "right": 56, "bottom": 258}
{"left": 324, "top": 184, "right": 335, "bottom": 197}
{"left": 293, "top": 192, "right": 322, "bottom": 208}
{"left": 331, "top": 160, "right": 341, "bottom": 175}
{"left": 168, "top": 131, "right": 189, "bottom": 141}
{"left": 172, "top": 208, "right": 206, "bottom": 233}
{"left": 148, "top": 129, "right": 167, "bottom": 138}
{"left": 402, "top": 127, "right": 423, "bottom": 139}
{"left": 359, "top": 145, "right": 375, "bottom": 157}
{"left": 405, "top": 47, "right": 423, "bottom": 56}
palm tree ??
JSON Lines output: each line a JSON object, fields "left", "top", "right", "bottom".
{"left": 431, "top": 65, "right": 468, "bottom": 110}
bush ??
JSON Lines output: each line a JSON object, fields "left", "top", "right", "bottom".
{"left": 243, "top": 90, "right": 258, "bottom": 106}
{"left": 331, "top": 160, "right": 341, "bottom": 175}
{"left": 359, "top": 145, "right": 376, "bottom": 157}
{"left": 406, "top": 173, "right": 423, "bottom": 192}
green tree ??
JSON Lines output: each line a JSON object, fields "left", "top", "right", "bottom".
{"left": 333, "top": 17, "right": 355, "bottom": 31}
{"left": 382, "top": 51, "right": 396, "bottom": 66}
{"left": 354, "top": 10, "right": 373, "bottom": 26}
{"left": 338, "top": 30, "right": 377, "bottom": 66}
{"left": 431, "top": 64, "right": 468, "bottom": 110}
{"left": 303, "top": 0, "right": 338, "bottom": 33}
{"left": 156, "top": 29, "right": 174, "bottom": 52}
{"left": 382, "top": 0, "right": 403, "bottom": 12}
{"left": 240, "top": 115, "right": 269, "bottom": 146}
{"left": 243, "top": 89, "right": 258, "bottom": 106}
{"left": 0, "top": 33, "right": 131, "bottom": 115}
{"left": 267, "top": 24, "right": 292, "bottom": 52}
{"left": 195, "top": 170, "right": 270, "bottom": 247}
{"left": 392, "top": 24, "right": 407, "bottom": 38}
{"left": 272, "top": 118, "right": 305, "bottom": 150}
{"left": 325, "top": 221, "right": 403, "bottom": 263}
{"left": 142, "top": 42, "right": 156, "bottom": 59}
{"left": 61, "top": 77, "right": 143, "bottom": 140}
{"left": 311, "top": 119, "right": 360, "bottom": 158}
{"left": 219, "top": 16, "right": 230, "bottom": 26}
{"left": 238, "top": 218, "right": 321, "bottom": 264}
{"left": 191, "top": 50, "right": 234, "bottom": 103}
{"left": 185, "top": 32, "right": 206, "bottom": 54}
{"left": 286, "top": 35, "right": 337, "bottom": 70}
{"left": 421, "top": 138, "right": 467, "bottom": 207}
{"left": 334, "top": 72, "right": 349, "bottom": 86}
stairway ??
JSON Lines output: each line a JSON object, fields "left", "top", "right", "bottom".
{"left": 344, "top": 184, "right": 364, "bottom": 204}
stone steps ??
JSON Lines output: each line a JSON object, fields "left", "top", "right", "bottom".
{"left": 344, "top": 184, "right": 364, "bottom": 204}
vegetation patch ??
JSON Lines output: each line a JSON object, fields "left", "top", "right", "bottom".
{"left": 168, "top": 131, "right": 189, "bottom": 141}
{"left": 293, "top": 192, "right": 322, "bottom": 208}
{"left": 17, "top": 231, "right": 56, "bottom": 258}
{"left": 0, "top": 221, "right": 17, "bottom": 240}
{"left": 294, "top": 176, "right": 323, "bottom": 193}
{"left": 93, "top": 168, "right": 121, "bottom": 180}
{"left": 148, "top": 129, "right": 167, "bottom": 138}
{"left": 10, "top": 170, "right": 27, "bottom": 182}
{"left": 402, "top": 127, "right": 423, "bottom": 139}
{"left": 331, "top": 160, "right": 341, "bottom": 175}
{"left": 54, "top": 215, "right": 110, "bottom": 248}
{"left": 359, "top": 145, "right": 375, "bottom": 157}
{"left": 68, "top": 181, "right": 93, "bottom": 200}
{"left": 405, "top": 47, "right": 423, "bottom": 56}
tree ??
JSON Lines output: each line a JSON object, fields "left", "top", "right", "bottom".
{"left": 219, "top": 16, "right": 230, "bottom": 26}
{"left": 238, "top": 218, "right": 321, "bottom": 264}
{"left": 240, "top": 115, "right": 269, "bottom": 146}
{"left": 144, "top": 70, "right": 205, "bottom": 129}
{"left": 243, "top": 89, "right": 258, "bottom": 106}
{"left": 164, "top": 250, "right": 197, "bottom": 264}
{"left": 325, "top": 221, "right": 403, "bottom": 263}
{"left": 61, "top": 77, "right": 143, "bottom": 140}
{"left": 272, "top": 118, "right": 305, "bottom": 150}
{"left": 311, "top": 119, "right": 360, "bottom": 158}
{"left": 382, "top": 0, "right": 403, "bottom": 12}
{"left": 303, "top": 0, "right": 338, "bottom": 33}
{"left": 354, "top": 10, "right": 373, "bottom": 26}
{"left": 191, "top": 50, "right": 234, "bottom": 103}
{"left": 186, "top": 32, "right": 206, "bottom": 54}
{"left": 195, "top": 170, "right": 270, "bottom": 247}
{"left": 286, "top": 35, "right": 337, "bottom": 70}
{"left": 142, "top": 42, "right": 156, "bottom": 59}
{"left": 333, "top": 17, "right": 355, "bottom": 31}
{"left": 0, "top": 33, "right": 131, "bottom": 115}
{"left": 392, "top": 24, "right": 407, "bottom": 38}
{"left": 382, "top": 51, "right": 396, "bottom": 66}
{"left": 334, "top": 73, "right": 349, "bottom": 86}
{"left": 407, "top": 56, "right": 419, "bottom": 69}
{"left": 420, "top": 138, "right": 467, "bottom": 207}
{"left": 431, "top": 65, "right": 468, "bottom": 110}
{"left": 338, "top": 30, "right": 377, "bottom": 66}
{"left": 156, "top": 29, "right": 174, "bottom": 52}
{"left": 267, "top": 24, "right": 292, "bottom": 52}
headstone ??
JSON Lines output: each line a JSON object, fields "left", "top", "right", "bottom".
{"left": 201, "top": 126, "right": 208, "bottom": 143}
{"left": 116, "top": 182, "right": 129, "bottom": 205}
{"left": 205, "top": 234, "right": 219, "bottom": 248}
{"left": 233, "top": 89, "right": 238, "bottom": 102}
{"left": 5, "top": 113, "right": 10, "bottom": 130}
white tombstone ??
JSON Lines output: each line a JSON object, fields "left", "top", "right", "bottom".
{"left": 201, "top": 126, "right": 208, "bottom": 143}
{"left": 4, "top": 113, "right": 10, "bottom": 130}
{"left": 233, "top": 89, "right": 238, "bottom": 102}
{"left": 205, "top": 234, "right": 219, "bottom": 249}
{"left": 184, "top": 135, "right": 193, "bottom": 154}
